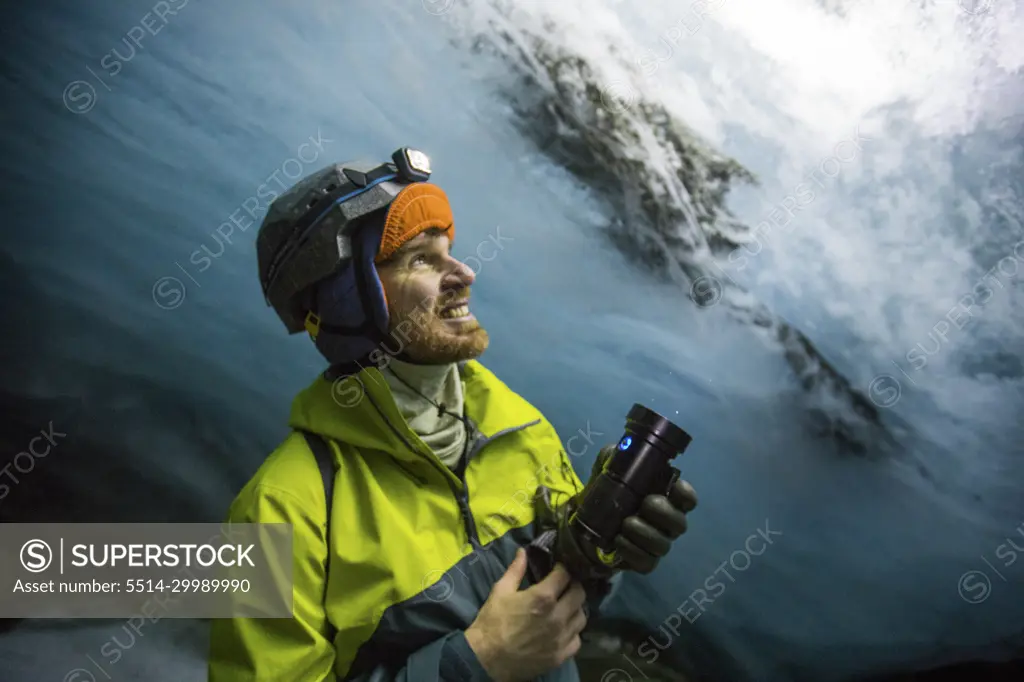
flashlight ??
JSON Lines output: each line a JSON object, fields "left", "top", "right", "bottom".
{"left": 570, "top": 404, "right": 692, "bottom": 558}
{"left": 526, "top": 404, "right": 693, "bottom": 584}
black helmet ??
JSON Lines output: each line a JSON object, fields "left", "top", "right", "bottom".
{"left": 256, "top": 147, "right": 432, "bottom": 334}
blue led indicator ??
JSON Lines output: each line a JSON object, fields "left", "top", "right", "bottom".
{"left": 618, "top": 436, "right": 632, "bottom": 451}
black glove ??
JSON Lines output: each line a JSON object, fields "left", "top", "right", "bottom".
{"left": 590, "top": 444, "right": 698, "bottom": 575}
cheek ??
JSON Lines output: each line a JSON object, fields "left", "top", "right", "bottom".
{"left": 394, "top": 280, "right": 439, "bottom": 320}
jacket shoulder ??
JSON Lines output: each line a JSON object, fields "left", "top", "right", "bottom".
{"left": 461, "top": 359, "right": 552, "bottom": 425}
{"left": 230, "top": 431, "right": 330, "bottom": 521}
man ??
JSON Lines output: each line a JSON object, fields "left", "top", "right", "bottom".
{"left": 207, "top": 149, "right": 698, "bottom": 681}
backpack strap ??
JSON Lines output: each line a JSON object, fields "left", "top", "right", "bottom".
{"left": 300, "top": 430, "right": 339, "bottom": 644}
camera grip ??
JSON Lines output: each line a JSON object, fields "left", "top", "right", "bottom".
{"left": 524, "top": 530, "right": 557, "bottom": 584}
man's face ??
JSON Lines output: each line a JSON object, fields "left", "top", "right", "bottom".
{"left": 375, "top": 229, "right": 489, "bottom": 364}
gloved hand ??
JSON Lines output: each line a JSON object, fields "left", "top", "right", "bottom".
{"left": 589, "top": 444, "right": 698, "bottom": 574}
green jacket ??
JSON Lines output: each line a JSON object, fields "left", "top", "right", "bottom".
{"left": 207, "top": 359, "right": 611, "bottom": 681}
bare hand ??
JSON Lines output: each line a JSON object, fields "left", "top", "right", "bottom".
{"left": 465, "top": 548, "right": 587, "bottom": 682}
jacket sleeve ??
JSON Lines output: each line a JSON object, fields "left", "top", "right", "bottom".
{"left": 347, "top": 631, "right": 494, "bottom": 682}
{"left": 207, "top": 483, "right": 496, "bottom": 682}
{"left": 207, "top": 483, "right": 337, "bottom": 681}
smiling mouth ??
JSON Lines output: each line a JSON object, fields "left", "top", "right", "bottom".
{"left": 439, "top": 301, "right": 471, "bottom": 320}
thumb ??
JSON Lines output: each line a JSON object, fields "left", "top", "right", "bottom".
{"left": 494, "top": 548, "right": 528, "bottom": 594}
{"left": 591, "top": 444, "right": 616, "bottom": 481}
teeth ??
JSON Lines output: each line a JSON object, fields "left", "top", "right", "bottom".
{"left": 440, "top": 304, "right": 469, "bottom": 319}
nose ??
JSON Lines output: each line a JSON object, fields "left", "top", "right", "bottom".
{"left": 444, "top": 254, "right": 476, "bottom": 287}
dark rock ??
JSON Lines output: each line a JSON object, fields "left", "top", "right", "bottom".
{"left": 455, "top": 10, "right": 894, "bottom": 456}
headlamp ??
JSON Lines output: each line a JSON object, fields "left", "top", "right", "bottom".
{"left": 393, "top": 147, "right": 431, "bottom": 182}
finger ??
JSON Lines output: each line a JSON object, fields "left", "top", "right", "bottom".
{"left": 553, "top": 581, "right": 587, "bottom": 621}
{"left": 566, "top": 606, "right": 588, "bottom": 636}
{"left": 669, "top": 479, "right": 698, "bottom": 513}
{"left": 494, "top": 548, "right": 528, "bottom": 594}
{"left": 614, "top": 533, "right": 658, "bottom": 574}
{"left": 639, "top": 495, "right": 688, "bottom": 538}
{"left": 621, "top": 515, "right": 671, "bottom": 557}
{"left": 560, "top": 634, "right": 583, "bottom": 663}
{"left": 531, "top": 562, "right": 572, "bottom": 601}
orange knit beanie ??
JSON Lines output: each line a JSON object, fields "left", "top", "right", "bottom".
{"left": 375, "top": 183, "right": 455, "bottom": 263}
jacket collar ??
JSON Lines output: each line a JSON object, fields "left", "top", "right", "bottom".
{"left": 290, "top": 359, "right": 542, "bottom": 480}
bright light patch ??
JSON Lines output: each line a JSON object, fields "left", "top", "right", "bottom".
{"left": 406, "top": 149, "right": 431, "bottom": 174}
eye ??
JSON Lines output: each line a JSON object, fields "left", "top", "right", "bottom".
{"left": 410, "top": 254, "right": 428, "bottom": 267}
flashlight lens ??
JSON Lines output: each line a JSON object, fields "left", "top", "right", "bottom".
{"left": 626, "top": 404, "right": 692, "bottom": 454}
{"left": 406, "top": 149, "right": 431, "bottom": 174}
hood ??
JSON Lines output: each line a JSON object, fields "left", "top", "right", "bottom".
{"left": 288, "top": 359, "right": 544, "bottom": 480}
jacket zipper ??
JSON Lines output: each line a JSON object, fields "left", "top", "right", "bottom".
{"left": 450, "top": 434, "right": 480, "bottom": 549}
{"left": 365, "top": 384, "right": 542, "bottom": 551}
{"left": 450, "top": 419, "right": 541, "bottom": 551}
